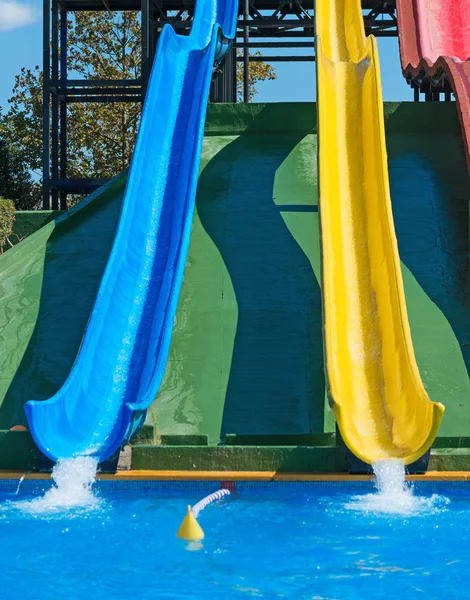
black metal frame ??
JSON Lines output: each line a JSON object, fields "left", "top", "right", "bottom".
{"left": 408, "top": 73, "right": 454, "bottom": 103}
{"left": 43, "top": 0, "right": 398, "bottom": 208}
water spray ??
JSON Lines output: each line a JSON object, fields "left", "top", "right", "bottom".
{"left": 345, "top": 458, "right": 449, "bottom": 515}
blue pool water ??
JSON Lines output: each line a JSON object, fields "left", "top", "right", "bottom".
{"left": 0, "top": 477, "right": 468, "bottom": 599}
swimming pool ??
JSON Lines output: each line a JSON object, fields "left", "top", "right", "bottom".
{"left": 0, "top": 479, "right": 467, "bottom": 600}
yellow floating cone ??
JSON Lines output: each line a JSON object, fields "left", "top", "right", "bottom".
{"left": 177, "top": 505, "right": 204, "bottom": 541}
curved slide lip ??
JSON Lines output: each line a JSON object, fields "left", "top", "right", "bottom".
{"left": 25, "top": 0, "right": 237, "bottom": 463}
{"left": 316, "top": 0, "right": 444, "bottom": 466}
{"left": 333, "top": 402, "right": 444, "bottom": 467}
{"left": 396, "top": 0, "right": 470, "bottom": 173}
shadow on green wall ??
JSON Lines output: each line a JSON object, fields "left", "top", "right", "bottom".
{"left": 388, "top": 127, "right": 470, "bottom": 379}
{"left": 197, "top": 129, "right": 325, "bottom": 437}
{"left": 0, "top": 184, "right": 123, "bottom": 428}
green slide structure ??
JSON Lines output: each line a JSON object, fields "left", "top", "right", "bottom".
{"left": 0, "top": 103, "right": 468, "bottom": 471}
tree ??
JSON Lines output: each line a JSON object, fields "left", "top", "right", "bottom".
{"left": 0, "top": 198, "right": 16, "bottom": 251}
{"left": 66, "top": 12, "right": 141, "bottom": 177}
{"left": 1, "top": 12, "right": 277, "bottom": 195}
{"left": 236, "top": 51, "right": 277, "bottom": 101}
{"left": 0, "top": 133, "right": 40, "bottom": 209}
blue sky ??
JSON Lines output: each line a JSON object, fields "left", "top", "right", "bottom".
{"left": 0, "top": 0, "right": 42, "bottom": 110}
{"left": 253, "top": 37, "right": 412, "bottom": 102}
{"left": 0, "top": 3, "right": 412, "bottom": 112}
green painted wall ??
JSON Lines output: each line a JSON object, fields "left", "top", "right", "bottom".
{"left": 1, "top": 211, "right": 61, "bottom": 253}
{"left": 148, "top": 130, "right": 329, "bottom": 444}
{"left": 131, "top": 445, "right": 346, "bottom": 472}
{"left": 13, "top": 211, "right": 61, "bottom": 243}
{"left": 0, "top": 103, "right": 467, "bottom": 471}
{"left": 386, "top": 104, "right": 470, "bottom": 436}
{"left": 0, "top": 175, "right": 126, "bottom": 430}
{"left": 150, "top": 102, "right": 470, "bottom": 447}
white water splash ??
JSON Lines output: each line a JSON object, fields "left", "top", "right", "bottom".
{"left": 346, "top": 459, "right": 449, "bottom": 515}
{"left": 15, "top": 473, "right": 27, "bottom": 495}
{"left": 17, "top": 457, "right": 100, "bottom": 514}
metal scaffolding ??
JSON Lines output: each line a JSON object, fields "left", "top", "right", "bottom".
{"left": 42, "top": 0, "right": 398, "bottom": 208}
{"left": 409, "top": 76, "right": 454, "bottom": 103}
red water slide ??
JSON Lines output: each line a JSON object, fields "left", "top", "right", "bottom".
{"left": 396, "top": 0, "right": 470, "bottom": 171}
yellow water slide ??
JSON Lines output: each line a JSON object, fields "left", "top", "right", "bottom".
{"left": 316, "top": 0, "right": 444, "bottom": 465}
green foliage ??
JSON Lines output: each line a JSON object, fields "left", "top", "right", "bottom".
{"left": 0, "top": 134, "right": 40, "bottom": 210}
{"left": 0, "top": 69, "right": 43, "bottom": 176}
{"left": 0, "top": 13, "right": 141, "bottom": 182}
{"left": 236, "top": 51, "right": 277, "bottom": 101}
{"left": 66, "top": 12, "right": 142, "bottom": 177}
{"left": 0, "top": 198, "right": 15, "bottom": 251}
{"left": 0, "top": 12, "right": 277, "bottom": 201}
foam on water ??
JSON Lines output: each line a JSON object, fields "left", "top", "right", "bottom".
{"left": 346, "top": 459, "right": 449, "bottom": 516}
{"left": 15, "top": 457, "right": 100, "bottom": 515}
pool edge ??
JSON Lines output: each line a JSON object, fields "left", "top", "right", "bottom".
{"left": 1, "top": 470, "right": 470, "bottom": 481}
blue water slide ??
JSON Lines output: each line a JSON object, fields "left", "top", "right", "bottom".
{"left": 24, "top": 0, "right": 238, "bottom": 462}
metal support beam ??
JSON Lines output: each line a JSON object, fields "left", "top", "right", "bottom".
{"left": 141, "top": 0, "right": 151, "bottom": 97}
{"left": 65, "top": 95, "right": 143, "bottom": 102}
{"left": 63, "top": 87, "right": 142, "bottom": 95}
{"left": 61, "top": 0, "right": 393, "bottom": 10}
{"left": 56, "top": 178, "right": 111, "bottom": 192}
{"left": 51, "top": 0, "right": 59, "bottom": 209}
{"left": 54, "top": 78, "right": 142, "bottom": 86}
{"left": 42, "top": 0, "right": 51, "bottom": 209}
{"left": 236, "top": 55, "right": 314, "bottom": 61}
{"left": 243, "top": 0, "right": 249, "bottom": 102}
{"left": 59, "top": 5, "right": 67, "bottom": 210}
{"left": 210, "top": 47, "right": 237, "bottom": 102}
{"left": 234, "top": 41, "right": 313, "bottom": 48}
{"left": 43, "top": 0, "right": 399, "bottom": 206}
